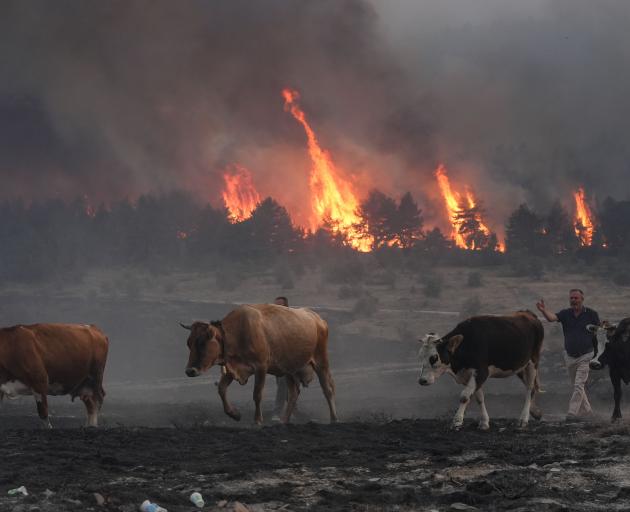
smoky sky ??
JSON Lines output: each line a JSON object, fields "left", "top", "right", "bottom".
{"left": 1, "top": 0, "right": 629, "bottom": 225}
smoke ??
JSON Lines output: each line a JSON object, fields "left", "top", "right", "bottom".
{"left": 374, "top": 0, "right": 630, "bottom": 212}
{"left": 1, "top": 0, "right": 629, "bottom": 225}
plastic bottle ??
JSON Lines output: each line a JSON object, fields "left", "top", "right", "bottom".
{"left": 7, "top": 486, "right": 28, "bottom": 497}
{"left": 190, "top": 492, "right": 204, "bottom": 508}
{"left": 139, "top": 499, "right": 168, "bottom": 512}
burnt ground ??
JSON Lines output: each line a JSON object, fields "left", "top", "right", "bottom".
{"left": 2, "top": 401, "right": 630, "bottom": 512}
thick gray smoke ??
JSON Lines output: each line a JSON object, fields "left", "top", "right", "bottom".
{"left": 375, "top": 0, "right": 630, "bottom": 213}
{"left": 1, "top": 0, "right": 629, "bottom": 222}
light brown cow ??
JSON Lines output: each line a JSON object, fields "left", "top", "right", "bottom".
{"left": 0, "top": 323, "right": 109, "bottom": 428}
{"left": 182, "top": 304, "right": 337, "bottom": 424}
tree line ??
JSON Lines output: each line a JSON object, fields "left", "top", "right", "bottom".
{"left": 0, "top": 190, "right": 629, "bottom": 284}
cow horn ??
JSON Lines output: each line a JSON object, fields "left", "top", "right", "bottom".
{"left": 586, "top": 324, "right": 600, "bottom": 333}
{"left": 179, "top": 323, "right": 192, "bottom": 330}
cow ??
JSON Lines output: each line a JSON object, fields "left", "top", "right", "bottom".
{"left": 417, "top": 311, "right": 544, "bottom": 430}
{"left": 181, "top": 304, "right": 337, "bottom": 425}
{"left": 0, "top": 323, "right": 109, "bottom": 428}
{"left": 588, "top": 318, "right": 630, "bottom": 421}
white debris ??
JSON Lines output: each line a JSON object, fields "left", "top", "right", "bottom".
{"left": 450, "top": 503, "right": 479, "bottom": 511}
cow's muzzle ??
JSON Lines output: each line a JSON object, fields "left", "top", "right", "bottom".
{"left": 418, "top": 377, "right": 429, "bottom": 386}
{"left": 186, "top": 367, "right": 200, "bottom": 377}
{"left": 589, "top": 360, "right": 603, "bottom": 370}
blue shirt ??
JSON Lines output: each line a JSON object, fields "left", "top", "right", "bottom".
{"left": 556, "top": 307, "right": 600, "bottom": 358}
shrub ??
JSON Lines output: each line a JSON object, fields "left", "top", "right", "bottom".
{"left": 396, "top": 322, "right": 415, "bottom": 343}
{"left": 216, "top": 266, "right": 244, "bottom": 291}
{"left": 509, "top": 256, "right": 544, "bottom": 280}
{"left": 612, "top": 272, "right": 630, "bottom": 287}
{"left": 322, "top": 254, "right": 365, "bottom": 285}
{"left": 467, "top": 272, "right": 483, "bottom": 288}
{"left": 162, "top": 279, "right": 177, "bottom": 294}
{"left": 365, "top": 269, "right": 397, "bottom": 289}
{"left": 421, "top": 274, "right": 444, "bottom": 298}
{"left": 123, "top": 275, "right": 142, "bottom": 299}
{"left": 274, "top": 264, "right": 295, "bottom": 290}
{"left": 460, "top": 295, "right": 482, "bottom": 318}
{"left": 338, "top": 284, "right": 363, "bottom": 299}
{"left": 351, "top": 293, "right": 379, "bottom": 317}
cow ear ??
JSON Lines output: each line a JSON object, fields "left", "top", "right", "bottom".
{"left": 180, "top": 323, "right": 192, "bottom": 331}
{"left": 446, "top": 334, "right": 464, "bottom": 354}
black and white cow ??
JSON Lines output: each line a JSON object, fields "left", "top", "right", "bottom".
{"left": 417, "top": 311, "right": 544, "bottom": 430}
{"left": 588, "top": 318, "right": 630, "bottom": 422}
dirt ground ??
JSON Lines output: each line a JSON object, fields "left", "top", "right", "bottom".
{"left": 2, "top": 408, "right": 630, "bottom": 512}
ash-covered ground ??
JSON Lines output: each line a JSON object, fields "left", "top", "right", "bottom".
{"left": 2, "top": 408, "right": 630, "bottom": 512}
{"left": 1, "top": 364, "right": 629, "bottom": 512}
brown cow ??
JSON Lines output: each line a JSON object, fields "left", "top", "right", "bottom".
{"left": 0, "top": 323, "right": 109, "bottom": 428}
{"left": 181, "top": 304, "right": 337, "bottom": 424}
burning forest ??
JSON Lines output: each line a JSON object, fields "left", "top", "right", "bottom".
{"left": 0, "top": 85, "right": 621, "bottom": 285}
{"left": 4, "top": 3, "right": 630, "bottom": 512}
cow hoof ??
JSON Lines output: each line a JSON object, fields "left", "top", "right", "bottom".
{"left": 228, "top": 410, "right": 241, "bottom": 421}
{"left": 478, "top": 423, "right": 490, "bottom": 431}
{"left": 450, "top": 423, "right": 463, "bottom": 431}
{"left": 530, "top": 408, "right": 543, "bottom": 421}
{"left": 517, "top": 421, "right": 528, "bottom": 430}
{"left": 612, "top": 416, "right": 622, "bottom": 423}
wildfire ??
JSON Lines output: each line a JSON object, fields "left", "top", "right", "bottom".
{"left": 222, "top": 165, "right": 261, "bottom": 223}
{"left": 435, "top": 164, "right": 503, "bottom": 251}
{"left": 435, "top": 164, "right": 467, "bottom": 248}
{"left": 573, "top": 187, "right": 595, "bottom": 246}
{"left": 282, "top": 88, "right": 371, "bottom": 252}
{"left": 82, "top": 194, "right": 96, "bottom": 218}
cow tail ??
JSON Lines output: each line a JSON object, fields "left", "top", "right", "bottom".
{"left": 533, "top": 320, "right": 545, "bottom": 394}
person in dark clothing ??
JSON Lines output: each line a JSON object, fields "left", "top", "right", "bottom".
{"left": 272, "top": 296, "right": 289, "bottom": 420}
{"left": 536, "top": 289, "right": 600, "bottom": 420}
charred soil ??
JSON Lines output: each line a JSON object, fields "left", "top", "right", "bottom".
{"left": 1, "top": 417, "right": 629, "bottom": 511}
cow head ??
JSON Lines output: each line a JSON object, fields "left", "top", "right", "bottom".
{"left": 417, "top": 332, "right": 463, "bottom": 385}
{"left": 181, "top": 321, "right": 224, "bottom": 377}
{"left": 588, "top": 320, "right": 626, "bottom": 370}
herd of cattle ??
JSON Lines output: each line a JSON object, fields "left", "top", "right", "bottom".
{"left": 1, "top": 304, "right": 630, "bottom": 429}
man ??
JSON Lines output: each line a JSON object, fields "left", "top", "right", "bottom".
{"left": 536, "top": 289, "right": 600, "bottom": 421}
{"left": 272, "top": 296, "right": 290, "bottom": 421}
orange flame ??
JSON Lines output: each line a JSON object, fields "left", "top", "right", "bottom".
{"left": 82, "top": 194, "right": 96, "bottom": 218}
{"left": 435, "top": 164, "right": 467, "bottom": 248}
{"left": 435, "top": 164, "right": 503, "bottom": 251}
{"left": 573, "top": 187, "right": 594, "bottom": 246}
{"left": 282, "top": 88, "right": 371, "bottom": 251}
{"left": 222, "top": 165, "right": 261, "bottom": 223}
